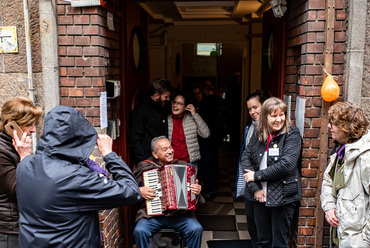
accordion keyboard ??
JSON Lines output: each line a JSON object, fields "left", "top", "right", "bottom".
{"left": 143, "top": 169, "right": 163, "bottom": 216}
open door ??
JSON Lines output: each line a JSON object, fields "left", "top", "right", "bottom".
{"left": 261, "top": 9, "right": 286, "bottom": 98}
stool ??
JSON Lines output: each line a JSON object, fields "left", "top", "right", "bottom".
{"left": 159, "top": 228, "right": 185, "bottom": 248}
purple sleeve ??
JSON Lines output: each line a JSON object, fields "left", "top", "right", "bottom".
{"left": 86, "top": 159, "right": 108, "bottom": 177}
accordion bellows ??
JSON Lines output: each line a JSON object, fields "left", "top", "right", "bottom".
{"left": 143, "top": 164, "right": 197, "bottom": 216}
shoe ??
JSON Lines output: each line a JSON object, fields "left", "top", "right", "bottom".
{"left": 153, "top": 233, "right": 166, "bottom": 248}
{"left": 149, "top": 237, "right": 159, "bottom": 248}
{"left": 171, "top": 233, "right": 187, "bottom": 247}
{"left": 171, "top": 233, "right": 180, "bottom": 246}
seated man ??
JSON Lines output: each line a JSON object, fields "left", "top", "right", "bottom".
{"left": 133, "top": 136, "right": 204, "bottom": 248}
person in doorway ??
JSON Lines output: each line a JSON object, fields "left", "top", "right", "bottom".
{"left": 235, "top": 91, "right": 266, "bottom": 247}
{"left": 191, "top": 87, "right": 202, "bottom": 112}
{"left": 321, "top": 101, "right": 370, "bottom": 247}
{"left": 168, "top": 93, "right": 210, "bottom": 175}
{"left": 242, "top": 97, "right": 302, "bottom": 247}
{"left": 133, "top": 136, "right": 203, "bottom": 248}
{"left": 0, "top": 97, "right": 42, "bottom": 248}
{"left": 129, "top": 78, "right": 173, "bottom": 165}
{"left": 16, "top": 105, "right": 141, "bottom": 247}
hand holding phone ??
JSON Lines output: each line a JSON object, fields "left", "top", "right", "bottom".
{"left": 5, "top": 121, "right": 31, "bottom": 160}
{"left": 5, "top": 121, "right": 24, "bottom": 140}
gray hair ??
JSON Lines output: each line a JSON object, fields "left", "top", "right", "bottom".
{"left": 151, "top": 136, "right": 169, "bottom": 153}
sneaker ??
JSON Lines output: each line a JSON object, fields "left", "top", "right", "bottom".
{"left": 153, "top": 233, "right": 166, "bottom": 248}
{"left": 149, "top": 237, "right": 159, "bottom": 248}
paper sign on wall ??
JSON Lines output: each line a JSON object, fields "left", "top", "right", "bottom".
{"left": 0, "top": 26, "right": 18, "bottom": 53}
{"left": 100, "top": 92, "right": 108, "bottom": 129}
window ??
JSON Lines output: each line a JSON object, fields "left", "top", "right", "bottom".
{"left": 196, "top": 43, "right": 222, "bottom": 56}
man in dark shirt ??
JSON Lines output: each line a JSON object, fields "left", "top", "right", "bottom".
{"left": 129, "top": 78, "right": 173, "bottom": 165}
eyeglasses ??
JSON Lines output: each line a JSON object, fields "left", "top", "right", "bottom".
{"left": 328, "top": 121, "right": 333, "bottom": 128}
{"left": 171, "top": 101, "right": 185, "bottom": 106}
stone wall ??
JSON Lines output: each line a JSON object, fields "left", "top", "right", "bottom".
{"left": 0, "top": 0, "right": 44, "bottom": 119}
{"left": 362, "top": 1, "right": 370, "bottom": 120}
{"left": 286, "top": 0, "right": 347, "bottom": 247}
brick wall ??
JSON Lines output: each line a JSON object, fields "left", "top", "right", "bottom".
{"left": 286, "top": 0, "right": 346, "bottom": 247}
{"left": 57, "top": 1, "right": 123, "bottom": 247}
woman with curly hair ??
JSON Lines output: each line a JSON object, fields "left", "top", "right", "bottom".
{"left": 321, "top": 101, "right": 370, "bottom": 247}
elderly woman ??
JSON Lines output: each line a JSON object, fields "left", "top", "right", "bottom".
{"left": 168, "top": 94, "right": 210, "bottom": 175}
{"left": 0, "top": 97, "right": 42, "bottom": 248}
{"left": 242, "top": 97, "right": 302, "bottom": 247}
{"left": 321, "top": 101, "right": 370, "bottom": 247}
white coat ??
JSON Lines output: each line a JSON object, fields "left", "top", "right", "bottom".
{"left": 321, "top": 130, "right": 370, "bottom": 248}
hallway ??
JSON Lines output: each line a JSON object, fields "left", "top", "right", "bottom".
{"left": 199, "top": 142, "right": 250, "bottom": 247}
{"left": 158, "top": 142, "right": 251, "bottom": 247}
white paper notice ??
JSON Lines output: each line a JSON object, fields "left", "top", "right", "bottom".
{"left": 100, "top": 92, "right": 108, "bottom": 129}
{"left": 295, "top": 96, "right": 306, "bottom": 138}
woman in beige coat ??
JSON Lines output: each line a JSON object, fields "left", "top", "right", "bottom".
{"left": 168, "top": 94, "right": 210, "bottom": 175}
{"left": 321, "top": 101, "right": 370, "bottom": 248}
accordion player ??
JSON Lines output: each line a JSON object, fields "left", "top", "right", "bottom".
{"left": 143, "top": 164, "right": 197, "bottom": 216}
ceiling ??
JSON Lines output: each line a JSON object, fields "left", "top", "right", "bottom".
{"left": 138, "top": 1, "right": 272, "bottom": 25}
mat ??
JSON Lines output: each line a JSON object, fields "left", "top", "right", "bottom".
{"left": 195, "top": 202, "right": 233, "bottom": 215}
{"left": 197, "top": 215, "right": 236, "bottom": 231}
{"left": 207, "top": 240, "right": 253, "bottom": 248}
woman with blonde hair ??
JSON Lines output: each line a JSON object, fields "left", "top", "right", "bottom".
{"left": 242, "top": 97, "right": 302, "bottom": 247}
{"left": 0, "top": 97, "right": 42, "bottom": 248}
{"left": 321, "top": 101, "right": 370, "bottom": 247}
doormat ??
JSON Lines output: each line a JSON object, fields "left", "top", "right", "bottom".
{"left": 207, "top": 240, "right": 253, "bottom": 248}
{"left": 197, "top": 215, "right": 235, "bottom": 231}
{"left": 195, "top": 202, "right": 233, "bottom": 215}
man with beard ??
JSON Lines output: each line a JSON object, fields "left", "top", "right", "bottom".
{"left": 129, "top": 78, "right": 173, "bottom": 165}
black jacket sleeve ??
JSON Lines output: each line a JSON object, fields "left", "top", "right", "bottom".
{"left": 240, "top": 132, "right": 263, "bottom": 194}
{"left": 129, "top": 108, "right": 147, "bottom": 163}
{"left": 76, "top": 152, "right": 141, "bottom": 211}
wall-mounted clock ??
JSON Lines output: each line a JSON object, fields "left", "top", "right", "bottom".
{"left": 130, "top": 26, "right": 146, "bottom": 74}
{"left": 262, "top": 29, "right": 275, "bottom": 75}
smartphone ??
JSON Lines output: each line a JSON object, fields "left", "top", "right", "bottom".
{"left": 4, "top": 121, "right": 24, "bottom": 140}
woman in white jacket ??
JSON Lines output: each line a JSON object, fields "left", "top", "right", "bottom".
{"left": 321, "top": 101, "right": 370, "bottom": 248}
{"left": 168, "top": 94, "right": 210, "bottom": 175}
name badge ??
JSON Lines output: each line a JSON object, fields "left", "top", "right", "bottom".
{"left": 269, "top": 148, "right": 279, "bottom": 156}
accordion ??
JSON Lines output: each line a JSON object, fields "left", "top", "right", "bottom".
{"left": 142, "top": 164, "right": 197, "bottom": 216}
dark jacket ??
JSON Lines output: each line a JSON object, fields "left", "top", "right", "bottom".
{"left": 0, "top": 131, "right": 20, "bottom": 234}
{"left": 129, "top": 96, "right": 169, "bottom": 164}
{"left": 16, "top": 105, "right": 141, "bottom": 248}
{"left": 241, "top": 125, "right": 302, "bottom": 207}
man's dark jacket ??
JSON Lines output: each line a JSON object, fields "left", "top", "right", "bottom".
{"left": 129, "top": 96, "right": 168, "bottom": 164}
{"left": 241, "top": 125, "right": 302, "bottom": 207}
{"left": 16, "top": 105, "right": 141, "bottom": 248}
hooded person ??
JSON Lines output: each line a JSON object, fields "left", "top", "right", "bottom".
{"left": 16, "top": 105, "right": 141, "bottom": 248}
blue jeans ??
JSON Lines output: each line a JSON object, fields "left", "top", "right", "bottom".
{"left": 134, "top": 215, "right": 203, "bottom": 248}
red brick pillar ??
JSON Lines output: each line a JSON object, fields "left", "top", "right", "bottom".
{"left": 286, "top": 1, "right": 346, "bottom": 247}
{"left": 57, "top": 1, "right": 124, "bottom": 247}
